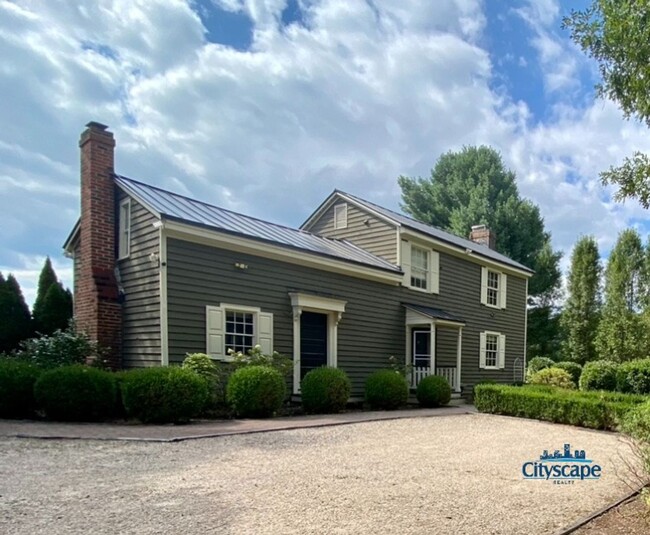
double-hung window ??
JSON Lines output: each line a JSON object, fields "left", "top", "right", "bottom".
{"left": 118, "top": 199, "right": 131, "bottom": 259}
{"left": 410, "top": 245, "right": 429, "bottom": 290}
{"left": 401, "top": 240, "right": 440, "bottom": 293}
{"left": 479, "top": 331, "right": 506, "bottom": 369}
{"left": 206, "top": 304, "right": 274, "bottom": 360}
{"left": 481, "top": 267, "right": 507, "bottom": 308}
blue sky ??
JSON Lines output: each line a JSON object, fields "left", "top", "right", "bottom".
{"left": 1, "top": 0, "right": 649, "bottom": 305}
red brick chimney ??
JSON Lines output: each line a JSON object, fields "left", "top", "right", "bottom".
{"left": 76, "top": 122, "right": 122, "bottom": 368}
{"left": 469, "top": 224, "right": 496, "bottom": 249}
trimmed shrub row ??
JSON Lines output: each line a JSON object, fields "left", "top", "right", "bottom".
{"left": 474, "top": 384, "right": 645, "bottom": 430}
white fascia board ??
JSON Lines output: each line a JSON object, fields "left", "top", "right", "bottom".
{"left": 163, "top": 221, "right": 403, "bottom": 285}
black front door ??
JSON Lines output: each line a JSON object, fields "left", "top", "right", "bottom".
{"left": 300, "top": 312, "right": 328, "bottom": 380}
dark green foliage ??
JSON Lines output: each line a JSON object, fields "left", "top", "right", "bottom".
{"left": 0, "top": 273, "right": 32, "bottom": 353}
{"left": 617, "top": 359, "right": 650, "bottom": 395}
{"left": 15, "top": 326, "right": 98, "bottom": 368}
{"left": 226, "top": 366, "right": 286, "bottom": 418}
{"left": 120, "top": 367, "right": 209, "bottom": 423}
{"left": 364, "top": 370, "right": 408, "bottom": 410}
{"left": 37, "top": 283, "right": 73, "bottom": 335}
{"left": 560, "top": 236, "right": 601, "bottom": 364}
{"left": 579, "top": 360, "right": 619, "bottom": 391}
{"left": 526, "top": 356, "right": 555, "bottom": 379}
{"left": 34, "top": 365, "right": 116, "bottom": 422}
{"left": 528, "top": 368, "right": 575, "bottom": 389}
{"left": 301, "top": 367, "right": 351, "bottom": 414}
{"left": 32, "top": 257, "right": 58, "bottom": 333}
{"left": 416, "top": 375, "right": 451, "bottom": 408}
{"left": 554, "top": 361, "right": 583, "bottom": 386}
{"left": 474, "top": 384, "right": 644, "bottom": 430}
{"left": 622, "top": 401, "right": 650, "bottom": 444}
{"left": 0, "top": 359, "right": 42, "bottom": 418}
{"left": 526, "top": 306, "right": 562, "bottom": 361}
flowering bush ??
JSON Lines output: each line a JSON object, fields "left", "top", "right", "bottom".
{"left": 228, "top": 345, "right": 293, "bottom": 378}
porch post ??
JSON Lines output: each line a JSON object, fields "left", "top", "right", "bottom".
{"left": 292, "top": 307, "right": 301, "bottom": 394}
{"left": 430, "top": 321, "right": 436, "bottom": 376}
{"left": 405, "top": 325, "right": 411, "bottom": 387}
{"left": 456, "top": 327, "right": 463, "bottom": 392}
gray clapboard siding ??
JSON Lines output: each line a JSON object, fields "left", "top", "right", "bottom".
{"left": 307, "top": 202, "right": 398, "bottom": 264}
{"left": 166, "top": 236, "right": 526, "bottom": 396}
{"left": 117, "top": 193, "right": 161, "bottom": 367}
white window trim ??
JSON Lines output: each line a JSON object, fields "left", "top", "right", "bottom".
{"left": 118, "top": 198, "right": 131, "bottom": 260}
{"left": 400, "top": 240, "right": 440, "bottom": 294}
{"left": 205, "top": 303, "right": 274, "bottom": 361}
{"left": 479, "top": 331, "right": 506, "bottom": 370}
{"left": 289, "top": 292, "right": 346, "bottom": 394}
{"left": 480, "top": 267, "right": 507, "bottom": 309}
{"left": 333, "top": 203, "right": 348, "bottom": 230}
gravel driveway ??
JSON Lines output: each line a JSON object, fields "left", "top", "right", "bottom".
{"left": 0, "top": 414, "right": 639, "bottom": 534}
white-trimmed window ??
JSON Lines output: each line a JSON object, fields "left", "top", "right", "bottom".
{"left": 480, "top": 267, "right": 507, "bottom": 309}
{"left": 400, "top": 240, "right": 440, "bottom": 294}
{"left": 479, "top": 331, "right": 506, "bottom": 369}
{"left": 118, "top": 198, "right": 131, "bottom": 259}
{"left": 206, "top": 304, "right": 274, "bottom": 360}
{"left": 410, "top": 245, "right": 429, "bottom": 290}
{"left": 334, "top": 203, "right": 348, "bottom": 229}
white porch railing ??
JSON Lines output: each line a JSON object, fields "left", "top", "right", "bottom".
{"left": 411, "top": 366, "right": 459, "bottom": 392}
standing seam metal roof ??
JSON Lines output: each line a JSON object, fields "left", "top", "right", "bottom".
{"left": 114, "top": 175, "right": 402, "bottom": 274}
{"left": 334, "top": 190, "right": 533, "bottom": 273}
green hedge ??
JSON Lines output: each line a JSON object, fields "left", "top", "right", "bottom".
{"left": 34, "top": 365, "right": 117, "bottom": 422}
{"left": 120, "top": 367, "right": 209, "bottom": 424}
{"left": 301, "top": 367, "right": 351, "bottom": 414}
{"left": 474, "top": 384, "right": 645, "bottom": 430}
{"left": 416, "top": 375, "right": 451, "bottom": 408}
{"left": 0, "top": 359, "right": 42, "bottom": 418}
{"left": 554, "top": 361, "right": 583, "bottom": 385}
{"left": 365, "top": 370, "right": 408, "bottom": 410}
{"left": 617, "top": 359, "right": 650, "bottom": 395}
{"left": 227, "top": 366, "right": 286, "bottom": 418}
{"left": 579, "top": 360, "right": 619, "bottom": 391}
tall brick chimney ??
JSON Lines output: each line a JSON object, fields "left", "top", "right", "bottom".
{"left": 76, "top": 122, "right": 122, "bottom": 368}
{"left": 469, "top": 224, "right": 496, "bottom": 250}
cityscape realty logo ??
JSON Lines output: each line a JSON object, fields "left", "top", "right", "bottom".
{"left": 522, "top": 443, "right": 602, "bottom": 485}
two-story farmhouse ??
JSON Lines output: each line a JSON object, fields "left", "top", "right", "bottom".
{"left": 64, "top": 122, "right": 533, "bottom": 397}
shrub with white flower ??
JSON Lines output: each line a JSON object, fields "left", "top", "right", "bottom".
{"left": 228, "top": 345, "right": 294, "bottom": 378}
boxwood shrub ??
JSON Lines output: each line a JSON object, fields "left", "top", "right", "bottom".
{"left": 474, "top": 384, "right": 644, "bottom": 430}
{"left": 301, "top": 367, "right": 351, "bottom": 414}
{"left": 365, "top": 370, "right": 408, "bottom": 410}
{"left": 617, "top": 359, "right": 650, "bottom": 395}
{"left": 34, "top": 365, "right": 117, "bottom": 422}
{"left": 121, "top": 367, "right": 209, "bottom": 424}
{"left": 0, "top": 359, "right": 42, "bottom": 419}
{"left": 227, "top": 366, "right": 286, "bottom": 418}
{"left": 416, "top": 375, "right": 452, "bottom": 408}
{"left": 554, "top": 361, "right": 582, "bottom": 385}
{"left": 579, "top": 360, "right": 619, "bottom": 391}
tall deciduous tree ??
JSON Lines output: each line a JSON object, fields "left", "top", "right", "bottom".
{"left": 398, "top": 145, "right": 562, "bottom": 301}
{"left": 595, "top": 229, "right": 647, "bottom": 361}
{"left": 560, "top": 236, "right": 601, "bottom": 364}
{"left": 564, "top": 1, "right": 650, "bottom": 206}
{"left": 0, "top": 273, "right": 33, "bottom": 353}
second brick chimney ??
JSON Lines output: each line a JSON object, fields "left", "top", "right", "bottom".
{"left": 469, "top": 224, "right": 496, "bottom": 250}
{"left": 75, "top": 122, "right": 122, "bottom": 368}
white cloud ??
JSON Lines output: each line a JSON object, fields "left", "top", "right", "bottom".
{"left": 1, "top": 0, "right": 650, "bottom": 303}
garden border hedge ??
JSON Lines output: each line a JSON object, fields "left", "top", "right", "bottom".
{"left": 474, "top": 384, "right": 645, "bottom": 430}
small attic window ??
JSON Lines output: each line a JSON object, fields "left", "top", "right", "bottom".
{"left": 118, "top": 198, "right": 131, "bottom": 259}
{"left": 334, "top": 203, "right": 348, "bottom": 229}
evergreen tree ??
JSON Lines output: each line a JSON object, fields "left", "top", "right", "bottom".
{"left": 32, "top": 257, "right": 59, "bottom": 334}
{"left": 0, "top": 273, "right": 33, "bottom": 353}
{"left": 560, "top": 236, "right": 601, "bottom": 364}
{"left": 595, "top": 229, "right": 647, "bottom": 361}
{"left": 38, "top": 282, "right": 73, "bottom": 335}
